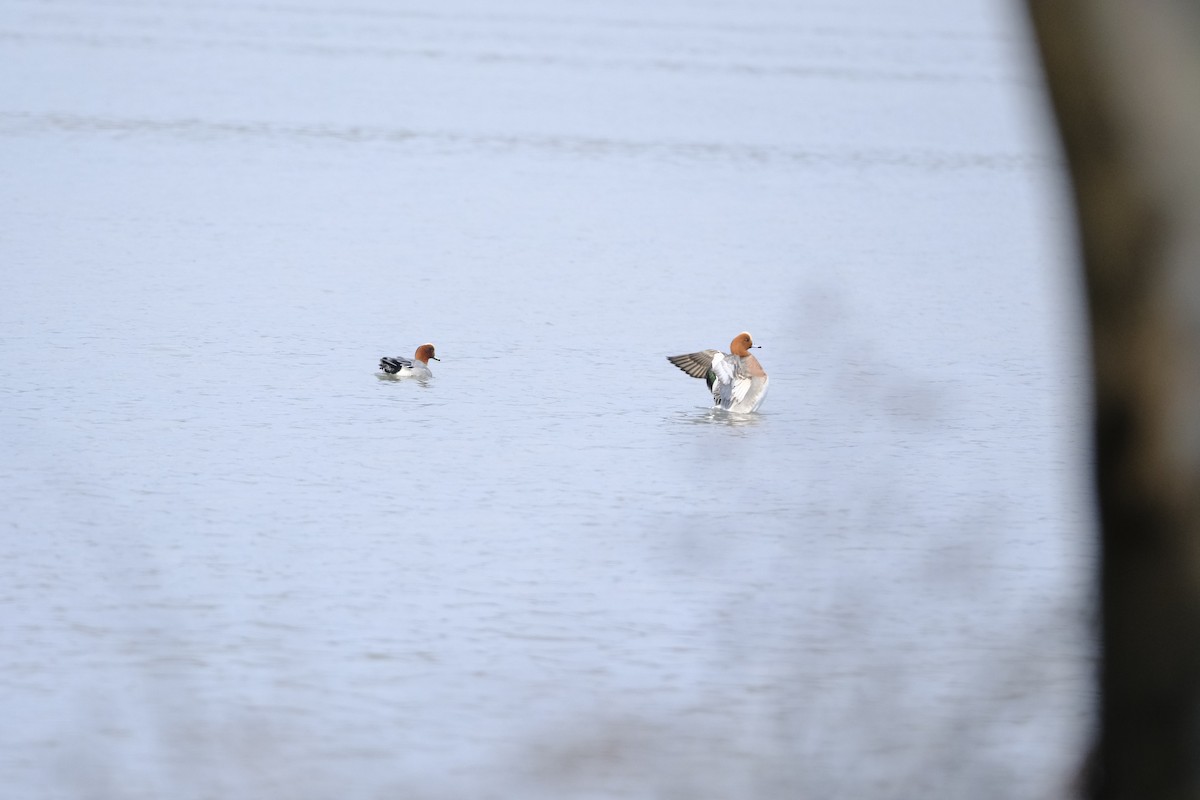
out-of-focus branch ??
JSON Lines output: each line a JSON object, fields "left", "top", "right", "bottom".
{"left": 1025, "top": 3, "right": 1200, "bottom": 798}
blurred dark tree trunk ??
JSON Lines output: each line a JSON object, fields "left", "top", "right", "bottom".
{"left": 1025, "top": 3, "right": 1200, "bottom": 798}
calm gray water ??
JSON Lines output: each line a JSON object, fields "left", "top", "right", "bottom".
{"left": 1, "top": 0, "right": 1092, "bottom": 797}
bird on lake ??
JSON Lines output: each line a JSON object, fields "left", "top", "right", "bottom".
{"left": 667, "top": 331, "right": 768, "bottom": 413}
{"left": 378, "top": 343, "right": 439, "bottom": 379}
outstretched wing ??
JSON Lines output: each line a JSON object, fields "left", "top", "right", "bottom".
{"left": 379, "top": 356, "right": 412, "bottom": 374}
{"left": 667, "top": 350, "right": 720, "bottom": 389}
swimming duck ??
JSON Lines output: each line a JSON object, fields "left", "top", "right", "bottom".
{"left": 667, "top": 332, "right": 768, "bottom": 412}
{"left": 378, "top": 343, "right": 439, "bottom": 379}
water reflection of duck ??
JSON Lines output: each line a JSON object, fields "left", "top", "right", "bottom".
{"left": 378, "top": 343, "right": 439, "bottom": 379}
{"left": 667, "top": 331, "right": 768, "bottom": 413}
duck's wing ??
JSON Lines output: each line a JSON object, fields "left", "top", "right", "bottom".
{"left": 667, "top": 349, "right": 720, "bottom": 388}
{"left": 710, "top": 353, "right": 755, "bottom": 410}
{"left": 379, "top": 355, "right": 413, "bottom": 374}
{"left": 736, "top": 375, "right": 768, "bottom": 412}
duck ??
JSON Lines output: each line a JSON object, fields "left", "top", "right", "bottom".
{"left": 378, "top": 343, "right": 439, "bottom": 379}
{"left": 667, "top": 331, "right": 768, "bottom": 412}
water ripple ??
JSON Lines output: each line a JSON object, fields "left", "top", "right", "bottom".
{"left": 0, "top": 111, "right": 1055, "bottom": 173}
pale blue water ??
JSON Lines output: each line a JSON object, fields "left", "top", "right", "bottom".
{"left": 0, "top": 1, "right": 1091, "bottom": 797}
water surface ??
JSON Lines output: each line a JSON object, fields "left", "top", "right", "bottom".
{"left": 0, "top": 1, "right": 1091, "bottom": 797}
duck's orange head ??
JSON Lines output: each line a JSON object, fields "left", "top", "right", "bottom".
{"left": 730, "top": 332, "right": 757, "bottom": 356}
{"left": 414, "top": 343, "right": 439, "bottom": 363}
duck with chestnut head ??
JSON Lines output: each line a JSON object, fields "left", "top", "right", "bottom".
{"left": 378, "top": 343, "right": 440, "bottom": 379}
{"left": 667, "top": 331, "right": 768, "bottom": 412}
